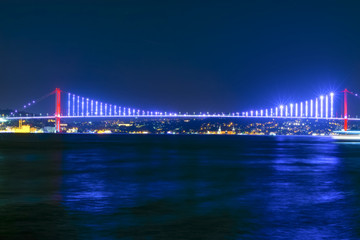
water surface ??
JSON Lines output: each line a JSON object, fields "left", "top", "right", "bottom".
{"left": 0, "top": 134, "right": 359, "bottom": 239}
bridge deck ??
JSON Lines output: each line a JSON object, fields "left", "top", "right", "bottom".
{"left": 4, "top": 115, "right": 360, "bottom": 121}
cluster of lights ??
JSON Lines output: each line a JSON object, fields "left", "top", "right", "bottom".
{"left": 66, "top": 92, "right": 178, "bottom": 117}
{"left": 8, "top": 90, "right": 339, "bottom": 120}
{"left": 66, "top": 93, "right": 251, "bottom": 118}
{"left": 66, "top": 94, "right": 254, "bottom": 118}
{"left": 10, "top": 100, "right": 36, "bottom": 116}
{"left": 244, "top": 92, "right": 335, "bottom": 118}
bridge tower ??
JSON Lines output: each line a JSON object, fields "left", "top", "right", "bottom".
{"left": 55, "top": 88, "right": 61, "bottom": 133}
{"left": 343, "top": 88, "right": 349, "bottom": 131}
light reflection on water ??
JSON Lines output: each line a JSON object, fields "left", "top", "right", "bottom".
{"left": 0, "top": 134, "right": 359, "bottom": 239}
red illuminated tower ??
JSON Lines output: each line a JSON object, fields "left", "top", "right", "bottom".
{"left": 343, "top": 89, "right": 350, "bottom": 131}
{"left": 55, "top": 88, "right": 61, "bottom": 133}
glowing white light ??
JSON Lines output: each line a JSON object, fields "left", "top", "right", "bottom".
{"left": 95, "top": 101, "right": 98, "bottom": 115}
{"left": 290, "top": 104, "right": 293, "bottom": 117}
{"left": 265, "top": 109, "right": 268, "bottom": 117}
{"left": 280, "top": 105, "right": 284, "bottom": 117}
{"left": 91, "top": 100, "right": 94, "bottom": 115}
{"left": 330, "top": 92, "right": 334, "bottom": 118}
{"left": 300, "top": 102, "right": 303, "bottom": 117}
{"left": 109, "top": 104, "right": 112, "bottom": 116}
{"left": 100, "top": 102, "right": 103, "bottom": 116}
{"left": 285, "top": 105, "right": 288, "bottom": 117}
{"left": 72, "top": 94, "right": 75, "bottom": 116}
{"left": 68, "top": 93, "right": 71, "bottom": 116}
{"left": 270, "top": 108, "right": 273, "bottom": 116}
{"left": 325, "top": 95, "right": 328, "bottom": 118}
{"left": 260, "top": 110, "right": 263, "bottom": 116}
{"left": 246, "top": 112, "right": 248, "bottom": 117}
{"left": 86, "top": 98, "right": 89, "bottom": 116}
{"left": 315, "top": 98, "right": 318, "bottom": 118}
{"left": 305, "top": 101, "right": 308, "bottom": 117}
{"left": 250, "top": 110, "right": 253, "bottom": 116}
{"left": 77, "top": 96, "right": 80, "bottom": 116}
{"left": 275, "top": 107, "right": 278, "bottom": 117}
{"left": 310, "top": 99, "right": 313, "bottom": 117}
{"left": 255, "top": 110, "right": 258, "bottom": 116}
{"left": 105, "top": 104, "right": 107, "bottom": 116}
{"left": 81, "top": 97, "right": 84, "bottom": 116}
{"left": 295, "top": 103, "right": 298, "bottom": 117}
{"left": 320, "top": 95, "right": 324, "bottom": 118}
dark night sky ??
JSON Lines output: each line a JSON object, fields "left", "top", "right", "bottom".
{"left": 1, "top": 0, "right": 360, "bottom": 113}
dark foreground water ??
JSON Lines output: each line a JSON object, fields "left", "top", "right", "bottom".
{"left": 0, "top": 134, "right": 360, "bottom": 239}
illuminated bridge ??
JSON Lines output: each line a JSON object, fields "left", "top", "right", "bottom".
{"left": 3, "top": 88, "right": 359, "bottom": 133}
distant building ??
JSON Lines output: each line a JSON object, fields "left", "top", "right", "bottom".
{"left": 43, "top": 126, "right": 56, "bottom": 133}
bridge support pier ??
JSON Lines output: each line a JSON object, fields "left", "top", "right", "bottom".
{"left": 55, "top": 88, "right": 61, "bottom": 133}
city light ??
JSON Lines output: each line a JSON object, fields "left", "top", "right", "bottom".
{"left": 305, "top": 101, "right": 308, "bottom": 117}
{"left": 290, "top": 104, "right": 293, "bottom": 117}
{"left": 300, "top": 102, "right": 303, "bottom": 117}
{"left": 280, "top": 105, "right": 284, "bottom": 117}
{"left": 295, "top": 103, "right": 298, "bottom": 117}
{"left": 315, "top": 98, "right": 318, "bottom": 118}
{"left": 310, "top": 99, "right": 313, "bottom": 117}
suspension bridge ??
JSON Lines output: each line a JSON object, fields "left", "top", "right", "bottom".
{"left": 2, "top": 88, "right": 359, "bottom": 133}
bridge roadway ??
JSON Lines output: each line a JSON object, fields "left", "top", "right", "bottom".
{"left": 3, "top": 115, "right": 360, "bottom": 121}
